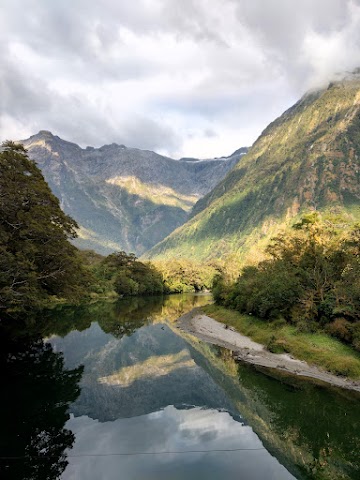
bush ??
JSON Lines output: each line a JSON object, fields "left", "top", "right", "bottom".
{"left": 326, "top": 318, "right": 352, "bottom": 342}
{"left": 213, "top": 216, "right": 360, "bottom": 351}
{"left": 93, "top": 251, "right": 165, "bottom": 297}
{"left": 114, "top": 274, "right": 139, "bottom": 296}
{"left": 266, "top": 335, "right": 290, "bottom": 354}
{"left": 351, "top": 323, "right": 360, "bottom": 352}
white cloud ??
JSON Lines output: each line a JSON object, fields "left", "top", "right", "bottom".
{"left": 61, "top": 407, "right": 293, "bottom": 480}
{"left": 1, "top": 0, "right": 360, "bottom": 157}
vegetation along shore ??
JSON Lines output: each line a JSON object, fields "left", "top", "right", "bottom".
{"left": 177, "top": 307, "right": 360, "bottom": 392}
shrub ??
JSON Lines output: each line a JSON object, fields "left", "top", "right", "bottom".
{"left": 326, "top": 318, "right": 353, "bottom": 343}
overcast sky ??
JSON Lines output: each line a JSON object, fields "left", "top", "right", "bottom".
{"left": 1, "top": 0, "right": 360, "bottom": 158}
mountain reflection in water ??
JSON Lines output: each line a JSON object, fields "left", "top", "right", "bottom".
{"left": 2, "top": 294, "right": 359, "bottom": 480}
{"left": 45, "top": 294, "right": 294, "bottom": 479}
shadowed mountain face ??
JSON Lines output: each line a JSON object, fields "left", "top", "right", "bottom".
{"left": 22, "top": 131, "right": 246, "bottom": 255}
{"left": 147, "top": 74, "right": 360, "bottom": 262}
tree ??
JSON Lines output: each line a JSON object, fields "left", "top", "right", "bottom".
{"left": 0, "top": 319, "right": 83, "bottom": 479}
{"left": 0, "top": 141, "right": 89, "bottom": 314}
{"left": 154, "top": 258, "right": 217, "bottom": 293}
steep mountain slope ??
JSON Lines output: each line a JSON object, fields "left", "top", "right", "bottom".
{"left": 23, "top": 131, "right": 246, "bottom": 254}
{"left": 147, "top": 74, "right": 360, "bottom": 262}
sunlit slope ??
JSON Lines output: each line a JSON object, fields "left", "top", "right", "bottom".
{"left": 147, "top": 74, "right": 360, "bottom": 262}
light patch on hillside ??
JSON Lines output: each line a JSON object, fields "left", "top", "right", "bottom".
{"left": 76, "top": 226, "right": 123, "bottom": 251}
{"left": 26, "top": 139, "right": 59, "bottom": 156}
{"left": 98, "top": 349, "right": 195, "bottom": 387}
{"left": 106, "top": 175, "right": 200, "bottom": 211}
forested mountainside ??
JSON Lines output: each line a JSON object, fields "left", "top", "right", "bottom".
{"left": 23, "top": 131, "right": 246, "bottom": 254}
{"left": 147, "top": 73, "right": 360, "bottom": 262}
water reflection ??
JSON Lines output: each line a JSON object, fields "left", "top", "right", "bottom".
{"left": 63, "top": 407, "right": 293, "bottom": 480}
{"left": 44, "top": 294, "right": 295, "bottom": 479}
{"left": 235, "top": 362, "right": 360, "bottom": 480}
{"left": 0, "top": 319, "right": 83, "bottom": 480}
{"left": 191, "top": 344, "right": 360, "bottom": 480}
{"left": 4, "top": 294, "right": 359, "bottom": 479}
{"left": 50, "top": 320, "right": 238, "bottom": 421}
{"left": 41, "top": 293, "right": 210, "bottom": 339}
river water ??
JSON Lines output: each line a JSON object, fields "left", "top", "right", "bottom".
{"left": 1, "top": 294, "right": 359, "bottom": 479}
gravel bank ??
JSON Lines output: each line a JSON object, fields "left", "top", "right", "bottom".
{"left": 176, "top": 308, "right": 360, "bottom": 392}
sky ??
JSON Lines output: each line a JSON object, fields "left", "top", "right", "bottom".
{"left": 1, "top": 0, "right": 360, "bottom": 159}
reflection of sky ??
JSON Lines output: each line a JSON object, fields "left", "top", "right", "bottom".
{"left": 62, "top": 406, "right": 295, "bottom": 480}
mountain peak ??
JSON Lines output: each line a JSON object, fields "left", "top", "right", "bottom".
{"left": 37, "top": 130, "right": 54, "bottom": 136}
{"left": 23, "top": 131, "right": 81, "bottom": 152}
{"left": 98, "top": 142, "right": 126, "bottom": 151}
{"left": 28, "top": 130, "right": 56, "bottom": 141}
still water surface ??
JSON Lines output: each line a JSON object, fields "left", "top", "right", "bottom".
{"left": 1, "top": 294, "right": 359, "bottom": 479}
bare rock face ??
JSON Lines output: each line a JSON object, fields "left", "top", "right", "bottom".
{"left": 22, "top": 131, "right": 246, "bottom": 254}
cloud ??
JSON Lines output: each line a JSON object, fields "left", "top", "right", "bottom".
{"left": 1, "top": 0, "right": 360, "bottom": 157}
{"left": 233, "top": 0, "right": 360, "bottom": 88}
{"left": 62, "top": 406, "right": 280, "bottom": 480}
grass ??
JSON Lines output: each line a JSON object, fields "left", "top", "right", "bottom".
{"left": 202, "top": 304, "right": 360, "bottom": 379}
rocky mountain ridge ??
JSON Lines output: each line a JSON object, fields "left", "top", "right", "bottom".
{"left": 147, "top": 74, "right": 360, "bottom": 262}
{"left": 22, "top": 131, "right": 247, "bottom": 254}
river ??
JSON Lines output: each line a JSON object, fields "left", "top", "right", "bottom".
{"left": 1, "top": 294, "right": 359, "bottom": 479}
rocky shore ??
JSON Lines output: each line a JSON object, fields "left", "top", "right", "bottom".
{"left": 176, "top": 308, "right": 360, "bottom": 393}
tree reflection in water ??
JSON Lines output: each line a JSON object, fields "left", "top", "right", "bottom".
{"left": 0, "top": 319, "right": 83, "bottom": 480}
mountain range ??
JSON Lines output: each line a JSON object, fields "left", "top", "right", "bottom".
{"left": 147, "top": 73, "right": 360, "bottom": 263}
{"left": 22, "top": 72, "right": 360, "bottom": 263}
{"left": 22, "top": 131, "right": 247, "bottom": 255}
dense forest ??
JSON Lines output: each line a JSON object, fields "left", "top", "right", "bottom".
{"left": 83, "top": 251, "right": 218, "bottom": 298}
{"left": 213, "top": 213, "right": 360, "bottom": 351}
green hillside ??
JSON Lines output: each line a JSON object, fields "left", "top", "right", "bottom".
{"left": 147, "top": 74, "right": 360, "bottom": 263}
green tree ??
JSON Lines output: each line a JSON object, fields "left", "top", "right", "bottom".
{"left": 114, "top": 272, "right": 139, "bottom": 296}
{"left": 215, "top": 216, "right": 360, "bottom": 349}
{"left": 0, "top": 319, "right": 83, "bottom": 479}
{"left": 154, "top": 258, "right": 217, "bottom": 293}
{"left": 97, "top": 251, "right": 165, "bottom": 297}
{"left": 0, "top": 141, "right": 89, "bottom": 314}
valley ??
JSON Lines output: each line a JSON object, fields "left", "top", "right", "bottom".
{"left": 2, "top": 73, "right": 360, "bottom": 480}
{"left": 23, "top": 131, "right": 247, "bottom": 255}
{"left": 3, "top": 3, "right": 360, "bottom": 479}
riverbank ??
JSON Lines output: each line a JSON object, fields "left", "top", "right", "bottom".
{"left": 176, "top": 307, "right": 360, "bottom": 392}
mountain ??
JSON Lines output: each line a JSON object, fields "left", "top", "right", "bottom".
{"left": 147, "top": 73, "right": 360, "bottom": 262}
{"left": 22, "top": 131, "right": 247, "bottom": 254}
